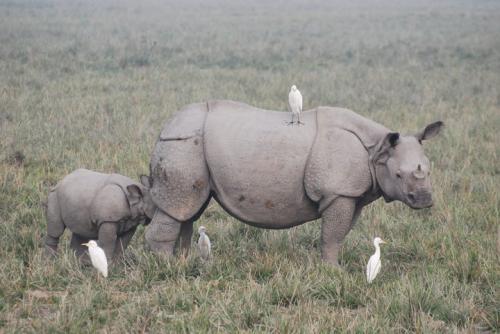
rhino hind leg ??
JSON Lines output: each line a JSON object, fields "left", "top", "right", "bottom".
{"left": 320, "top": 197, "right": 356, "bottom": 267}
{"left": 178, "top": 221, "right": 193, "bottom": 257}
{"left": 177, "top": 196, "right": 212, "bottom": 256}
{"left": 45, "top": 191, "right": 65, "bottom": 256}
{"left": 145, "top": 210, "right": 182, "bottom": 257}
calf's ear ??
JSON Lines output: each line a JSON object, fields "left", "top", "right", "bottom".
{"left": 372, "top": 132, "right": 399, "bottom": 164}
{"left": 415, "top": 121, "right": 444, "bottom": 143}
{"left": 126, "top": 185, "right": 143, "bottom": 206}
{"left": 140, "top": 175, "right": 151, "bottom": 188}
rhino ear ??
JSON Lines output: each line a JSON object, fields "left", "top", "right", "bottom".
{"left": 372, "top": 132, "right": 400, "bottom": 163}
{"left": 126, "top": 185, "right": 143, "bottom": 206}
{"left": 415, "top": 121, "right": 444, "bottom": 143}
{"left": 140, "top": 175, "right": 151, "bottom": 188}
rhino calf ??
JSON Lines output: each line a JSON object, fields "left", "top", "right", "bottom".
{"left": 45, "top": 169, "right": 156, "bottom": 262}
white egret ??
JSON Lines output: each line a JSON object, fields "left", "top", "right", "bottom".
{"left": 288, "top": 85, "right": 303, "bottom": 125}
{"left": 366, "top": 237, "right": 387, "bottom": 283}
{"left": 82, "top": 240, "right": 108, "bottom": 278}
{"left": 197, "top": 226, "right": 211, "bottom": 260}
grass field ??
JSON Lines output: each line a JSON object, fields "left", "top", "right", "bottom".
{"left": 0, "top": 0, "right": 499, "bottom": 332}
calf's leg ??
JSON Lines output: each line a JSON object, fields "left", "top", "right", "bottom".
{"left": 70, "top": 233, "right": 90, "bottom": 264}
{"left": 114, "top": 227, "right": 137, "bottom": 260}
{"left": 45, "top": 191, "right": 65, "bottom": 256}
{"left": 98, "top": 222, "right": 118, "bottom": 262}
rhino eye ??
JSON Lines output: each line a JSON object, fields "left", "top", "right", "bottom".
{"left": 396, "top": 171, "right": 402, "bottom": 178}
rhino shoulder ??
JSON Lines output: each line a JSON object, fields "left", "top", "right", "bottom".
{"left": 305, "top": 108, "right": 379, "bottom": 211}
{"left": 90, "top": 183, "right": 130, "bottom": 224}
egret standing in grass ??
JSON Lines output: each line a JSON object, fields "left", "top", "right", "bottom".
{"left": 198, "top": 226, "right": 211, "bottom": 260}
{"left": 82, "top": 240, "right": 108, "bottom": 278}
{"left": 366, "top": 237, "right": 387, "bottom": 283}
{"left": 288, "top": 85, "right": 303, "bottom": 125}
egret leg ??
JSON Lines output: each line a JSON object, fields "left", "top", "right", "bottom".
{"left": 145, "top": 209, "right": 181, "bottom": 257}
{"left": 287, "top": 113, "right": 295, "bottom": 125}
{"left": 320, "top": 197, "right": 356, "bottom": 267}
{"left": 297, "top": 114, "right": 305, "bottom": 125}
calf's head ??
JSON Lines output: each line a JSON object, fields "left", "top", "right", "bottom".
{"left": 372, "top": 121, "right": 443, "bottom": 209}
{"left": 126, "top": 175, "right": 157, "bottom": 223}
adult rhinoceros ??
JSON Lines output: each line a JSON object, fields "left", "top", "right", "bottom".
{"left": 145, "top": 100, "right": 443, "bottom": 266}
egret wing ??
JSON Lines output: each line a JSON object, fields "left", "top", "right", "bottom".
{"left": 373, "top": 260, "right": 381, "bottom": 278}
{"left": 366, "top": 254, "right": 381, "bottom": 283}
{"left": 90, "top": 246, "right": 108, "bottom": 277}
{"left": 289, "top": 91, "right": 301, "bottom": 114}
{"left": 198, "top": 235, "right": 211, "bottom": 259}
{"left": 288, "top": 92, "right": 295, "bottom": 112}
{"left": 206, "top": 236, "right": 211, "bottom": 256}
{"left": 297, "top": 90, "right": 303, "bottom": 112}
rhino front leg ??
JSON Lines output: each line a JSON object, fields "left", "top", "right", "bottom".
{"left": 320, "top": 197, "right": 356, "bottom": 267}
{"left": 145, "top": 209, "right": 181, "bottom": 257}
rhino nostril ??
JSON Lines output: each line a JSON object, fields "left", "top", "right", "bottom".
{"left": 408, "top": 193, "right": 416, "bottom": 202}
{"left": 412, "top": 169, "right": 426, "bottom": 180}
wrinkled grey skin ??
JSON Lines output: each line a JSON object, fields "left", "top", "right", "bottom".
{"left": 45, "top": 169, "right": 156, "bottom": 262}
{"left": 145, "top": 100, "right": 443, "bottom": 266}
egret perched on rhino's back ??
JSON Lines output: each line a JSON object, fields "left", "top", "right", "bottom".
{"left": 288, "top": 85, "right": 303, "bottom": 125}
{"left": 82, "top": 240, "right": 108, "bottom": 278}
{"left": 198, "top": 226, "right": 211, "bottom": 260}
{"left": 366, "top": 237, "right": 386, "bottom": 283}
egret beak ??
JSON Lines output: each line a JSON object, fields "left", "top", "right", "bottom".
{"left": 81, "top": 243, "right": 89, "bottom": 246}
{"left": 380, "top": 240, "right": 387, "bottom": 244}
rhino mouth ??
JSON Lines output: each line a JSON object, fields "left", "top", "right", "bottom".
{"left": 406, "top": 190, "right": 433, "bottom": 209}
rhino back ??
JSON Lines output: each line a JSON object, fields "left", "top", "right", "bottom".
{"left": 107, "top": 173, "right": 142, "bottom": 193}
{"left": 56, "top": 169, "right": 109, "bottom": 231}
{"left": 204, "top": 100, "right": 319, "bottom": 227}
